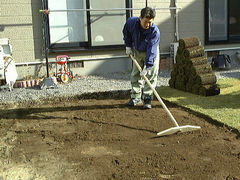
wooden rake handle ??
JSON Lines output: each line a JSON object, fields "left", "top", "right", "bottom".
{"left": 129, "top": 54, "right": 179, "bottom": 127}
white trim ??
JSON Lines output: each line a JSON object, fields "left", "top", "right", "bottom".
{"left": 205, "top": 47, "right": 240, "bottom": 52}
{"left": 15, "top": 55, "right": 129, "bottom": 66}
{"left": 40, "top": 7, "right": 181, "bottom": 13}
{"left": 15, "top": 52, "right": 172, "bottom": 66}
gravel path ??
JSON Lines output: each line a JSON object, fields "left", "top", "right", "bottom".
{"left": 0, "top": 68, "right": 239, "bottom": 107}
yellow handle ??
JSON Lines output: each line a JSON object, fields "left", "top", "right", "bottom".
{"left": 39, "top": 9, "right": 50, "bottom": 14}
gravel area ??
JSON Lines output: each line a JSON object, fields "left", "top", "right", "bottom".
{"left": 0, "top": 67, "right": 239, "bottom": 107}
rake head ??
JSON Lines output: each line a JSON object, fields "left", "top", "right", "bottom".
{"left": 157, "top": 125, "right": 201, "bottom": 137}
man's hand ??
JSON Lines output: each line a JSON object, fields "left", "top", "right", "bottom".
{"left": 140, "top": 66, "right": 152, "bottom": 76}
{"left": 126, "top": 47, "right": 132, "bottom": 55}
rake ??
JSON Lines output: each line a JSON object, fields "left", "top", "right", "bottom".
{"left": 129, "top": 54, "right": 201, "bottom": 136}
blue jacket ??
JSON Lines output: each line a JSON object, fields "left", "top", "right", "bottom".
{"left": 123, "top": 17, "right": 160, "bottom": 68}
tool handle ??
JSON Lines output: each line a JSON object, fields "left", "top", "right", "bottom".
{"left": 39, "top": 9, "right": 50, "bottom": 14}
{"left": 130, "top": 54, "right": 179, "bottom": 127}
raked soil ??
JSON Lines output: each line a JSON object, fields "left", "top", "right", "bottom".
{"left": 0, "top": 98, "right": 239, "bottom": 180}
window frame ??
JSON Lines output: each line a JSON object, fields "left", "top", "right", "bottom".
{"left": 205, "top": 0, "right": 240, "bottom": 45}
{"left": 42, "top": 0, "right": 132, "bottom": 52}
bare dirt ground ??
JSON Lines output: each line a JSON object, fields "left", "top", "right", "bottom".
{"left": 0, "top": 98, "right": 240, "bottom": 180}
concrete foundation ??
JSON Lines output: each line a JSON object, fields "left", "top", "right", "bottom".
{"left": 15, "top": 57, "right": 132, "bottom": 80}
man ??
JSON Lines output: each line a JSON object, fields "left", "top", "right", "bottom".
{"left": 122, "top": 7, "right": 160, "bottom": 109}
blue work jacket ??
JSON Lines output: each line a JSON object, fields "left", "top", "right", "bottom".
{"left": 122, "top": 17, "right": 160, "bottom": 68}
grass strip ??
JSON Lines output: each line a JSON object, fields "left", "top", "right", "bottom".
{"left": 157, "top": 78, "right": 240, "bottom": 130}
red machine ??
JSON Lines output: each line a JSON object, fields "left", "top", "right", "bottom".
{"left": 55, "top": 55, "right": 73, "bottom": 83}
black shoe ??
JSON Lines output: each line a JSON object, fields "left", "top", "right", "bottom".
{"left": 128, "top": 98, "right": 142, "bottom": 106}
{"left": 143, "top": 97, "right": 152, "bottom": 109}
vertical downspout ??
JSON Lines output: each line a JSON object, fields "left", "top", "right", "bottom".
{"left": 174, "top": 0, "right": 179, "bottom": 42}
{"left": 42, "top": 0, "right": 50, "bottom": 78}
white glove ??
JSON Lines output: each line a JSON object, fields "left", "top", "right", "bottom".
{"left": 140, "top": 65, "right": 152, "bottom": 76}
{"left": 126, "top": 47, "right": 132, "bottom": 55}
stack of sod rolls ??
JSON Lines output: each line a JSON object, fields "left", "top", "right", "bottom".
{"left": 169, "top": 36, "right": 220, "bottom": 96}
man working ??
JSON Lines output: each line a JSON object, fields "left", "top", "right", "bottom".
{"left": 122, "top": 7, "right": 160, "bottom": 109}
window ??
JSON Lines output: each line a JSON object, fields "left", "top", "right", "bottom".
{"left": 229, "top": 0, "right": 240, "bottom": 41}
{"left": 205, "top": 0, "right": 240, "bottom": 44}
{"left": 48, "top": 0, "right": 88, "bottom": 45}
{"left": 42, "top": 0, "right": 132, "bottom": 52}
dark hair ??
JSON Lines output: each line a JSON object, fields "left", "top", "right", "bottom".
{"left": 140, "top": 7, "right": 156, "bottom": 19}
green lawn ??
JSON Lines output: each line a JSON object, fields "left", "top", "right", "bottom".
{"left": 157, "top": 78, "right": 240, "bottom": 130}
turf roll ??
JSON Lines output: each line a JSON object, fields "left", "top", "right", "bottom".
{"left": 169, "top": 79, "right": 175, "bottom": 88}
{"left": 186, "top": 82, "right": 192, "bottom": 92}
{"left": 184, "top": 46, "right": 205, "bottom": 58}
{"left": 196, "top": 73, "right": 217, "bottom": 85}
{"left": 177, "top": 66, "right": 185, "bottom": 76}
{"left": 199, "top": 84, "right": 220, "bottom": 96}
{"left": 186, "top": 56, "right": 209, "bottom": 66}
{"left": 175, "top": 75, "right": 186, "bottom": 91}
{"left": 168, "top": 36, "right": 220, "bottom": 96}
{"left": 190, "top": 63, "right": 213, "bottom": 77}
{"left": 176, "top": 53, "right": 185, "bottom": 65}
{"left": 192, "top": 84, "right": 200, "bottom": 94}
{"left": 175, "top": 81, "right": 186, "bottom": 91}
{"left": 178, "top": 37, "right": 200, "bottom": 51}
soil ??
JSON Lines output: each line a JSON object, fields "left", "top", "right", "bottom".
{"left": 0, "top": 98, "right": 240, "bottom": 180}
